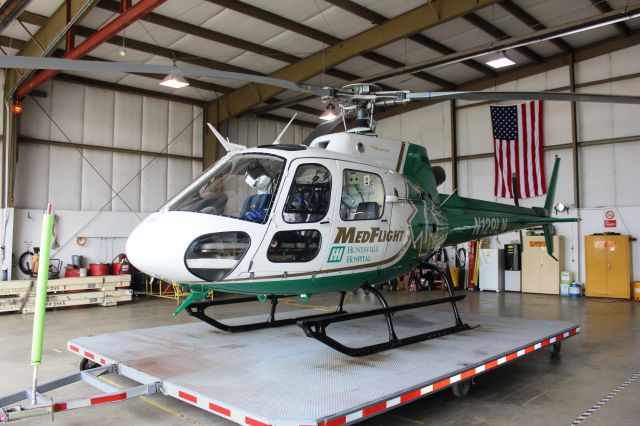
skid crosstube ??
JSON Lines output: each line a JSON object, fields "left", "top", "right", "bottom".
{"left": 299, "top": 293, "right": 471, "bottom": 357}
{"left": 185, "top": 292, "right": 347, "bottom": 332}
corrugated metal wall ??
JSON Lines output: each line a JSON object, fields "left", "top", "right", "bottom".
{"left": 377, "top": 43, "right": 640, "bottom": 209}
{"left": 15, "top": 80, "right": 204, "bottom": 213}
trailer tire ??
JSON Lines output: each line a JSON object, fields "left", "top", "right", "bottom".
{"left": 451, "top": 380, "right": 471, "bottom": 397}
{"left": 551, "top": 342, "right": 561, "bottom": 356}
{"left": 79, "top": 358, "right": 99, "bottom": 371}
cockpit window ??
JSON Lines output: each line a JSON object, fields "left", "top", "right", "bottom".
{"left": 340, "top": 169, "right": 384, "bottom": 220}
{"left": 283, "top": 163, "right": 332, "bottom": 223}
{"left": 169, "top": 154, "right": 285, "bottom": 224}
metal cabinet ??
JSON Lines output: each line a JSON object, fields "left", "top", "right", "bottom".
{"left": 522, "top": 235, "right": 563, "bottom": 295}
{"left": 585, "top": 235, "right": 631, "bottom": 299}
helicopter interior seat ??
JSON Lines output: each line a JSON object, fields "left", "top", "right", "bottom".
{"left": 240, "top": 193, "right": 271, "bottom": 223}
{"left": 355, "top": 202, "right": 380, "bottom": 220}
{"left": 196, "top": 193, "right": 228, "bottom": 214}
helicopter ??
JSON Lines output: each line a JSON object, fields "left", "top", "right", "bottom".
{"left": 3, "top": 56, "right": 640, "bottom": 356}
{"left": 123, "top": 83, "right": 587, "bottom": 356}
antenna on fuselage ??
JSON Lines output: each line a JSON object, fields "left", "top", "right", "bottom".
{"left": 206, "top": 122, "right": 245, "bottom": 152}
{"left": 274, "top": 113, "right": 298, "bottom": 144}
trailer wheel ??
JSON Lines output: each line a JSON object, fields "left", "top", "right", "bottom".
{"left": 451, "top": 380, "right": 471, "bottom": 397}
{"left": 79, "top": 358, "right": 99, "bottom": 371}
{"left": 551, "top": 342, "right": 561, "bottom": 356}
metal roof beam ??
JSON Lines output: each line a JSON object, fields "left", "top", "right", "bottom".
{"left": 463, "top": 13, "right": 544, "bottom": 63}
{"left": 95, "top": 1, "right": 369, "bottom": 87}
{"left": 16, "top": 0, "right": 167, "bottom": 99}
{"left": 590, "top": 0, "right": 630, "bottom": 36}
{"left": 375, "top": 28, "right": 640, "bottom": 120}
{"left": 4, "top": 0, "right": 99, "bottom": 92}
{"left": 500, "top": 0, "right": 573, "bottom": 52}
{"left": 206, "top": 0, "right": 498, "bottom": 123}
{"left": 206, "top": 0, "right": 457, "bottom": 89}
{"left": 324, "top": 0, "right": 496, "bottom": 78}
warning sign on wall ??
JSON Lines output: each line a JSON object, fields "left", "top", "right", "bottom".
{"left": 604, "top": 210, "right": 616, "bottom": 228}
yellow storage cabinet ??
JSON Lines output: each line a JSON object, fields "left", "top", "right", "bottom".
{"left": 585, "top": 235, "right": 631, "bottom": 299}
{"left": 522, "top": 235, "right": 563, "bottom": 294}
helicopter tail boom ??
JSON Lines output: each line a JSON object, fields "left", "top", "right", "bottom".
{"left": 440, "top": 157, "right": 577, "bottom": 257}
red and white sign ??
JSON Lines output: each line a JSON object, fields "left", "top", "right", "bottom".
{"left": 604, "top": 210, "right": 616, "bottom": 228}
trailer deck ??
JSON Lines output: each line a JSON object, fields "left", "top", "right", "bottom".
{"left": 59, "top": 306, "right": 580, "bottom": 426}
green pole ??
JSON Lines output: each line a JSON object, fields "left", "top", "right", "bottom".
{"left": 30, "top": 203, "right": 54, "bottom": 403}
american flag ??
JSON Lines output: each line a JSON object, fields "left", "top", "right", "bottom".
{"left": 490, "top": 100, "right": 545, "bottom": 198}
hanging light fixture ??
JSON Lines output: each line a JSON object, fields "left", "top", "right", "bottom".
{"left": 485, "top": 51, "right": 516, "bottom": 69}
{"left": 159, "top": 72, "right": 190, "bottom": 89}
{"left": 159, "top": 57, "right": 190, "bottom": 89}
{"left": 319, "top": 102, "right": 337, "bottom": 121}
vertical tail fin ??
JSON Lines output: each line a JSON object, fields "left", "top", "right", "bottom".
{"left": 543, "top": 156, "right": 561, "bottom": 260}
{"left": 544, "top": 156, "right": 561, "bottom": 215}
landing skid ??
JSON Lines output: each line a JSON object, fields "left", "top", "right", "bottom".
{"left": 185, "top": 264, "right": 470, "bottom": 356}
{"left": 300, "top": 264, "right": 471, "bottom": 356}
{"left": 299, "top": 289, "right": 470, "bottom": 356}
{"left": 185, "top": 292, "right": 347, "bottom": 332}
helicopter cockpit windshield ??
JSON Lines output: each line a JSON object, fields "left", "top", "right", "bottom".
{"left": 169, "top": 154, "right": 285, "bottom": 224}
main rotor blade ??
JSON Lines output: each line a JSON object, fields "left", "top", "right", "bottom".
{"left": 302, "top": 114, "right": 343, "bottom": 146}
{"left": 404, "top": 91, "right": 640, "bottom": 105}
{"left": 0, "top": 56, "right": 331, "bottom": 97}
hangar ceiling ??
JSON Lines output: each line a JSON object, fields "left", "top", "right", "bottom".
{"left": 1, "top": 0, "right": 639, "bottom": 126}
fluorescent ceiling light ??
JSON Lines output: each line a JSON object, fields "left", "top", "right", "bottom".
{"left": 159, "top": 72, "right": 189, "bottom": 89}
{"left": 486, "top": 56, "right": 516, "bottom": 69}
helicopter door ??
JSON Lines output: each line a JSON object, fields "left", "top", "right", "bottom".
{"left": 250, "top": 159, "right": 336, "bottom": 278}
{"left": 324, "top": 166, "right": 389, "bottom": 273}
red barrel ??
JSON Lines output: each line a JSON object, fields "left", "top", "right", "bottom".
{"left": 89, "top": 263, "right": 110, "bottom": 276}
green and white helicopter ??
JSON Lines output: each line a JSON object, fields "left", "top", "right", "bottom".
{"left": 4, "top": 56, "right": 640, "bottom": 356}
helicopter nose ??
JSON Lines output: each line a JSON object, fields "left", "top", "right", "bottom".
{"left": 126, "top": 212, "right": 197, "bottom": 282}
{"left": 126, "top": 212, "right": 256, "bottom": 283}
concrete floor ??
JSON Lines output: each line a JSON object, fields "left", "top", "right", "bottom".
{"left": 0, "top": 290, "right": 638, "bottom": 426}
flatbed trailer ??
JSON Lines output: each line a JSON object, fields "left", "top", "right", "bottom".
{"left": 0, "top": 307, "right": 579, "bottom": 425}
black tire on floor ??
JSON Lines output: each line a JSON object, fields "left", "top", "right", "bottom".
{"left": 451, "top": 380, "right": 471, "bottom": 397}
{"left": 551, "top": 342, "right": 562, "bottom": 355}
{"left": 79, "top": 358, "right": 100, "bottom": 371}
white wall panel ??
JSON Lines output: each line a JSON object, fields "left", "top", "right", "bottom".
{"left": 611, "top": 141, "right": 640, "bottom": 207}
{"left": 142, "top": 97, "right": 169, "bottom": 152}
{"left": 112, "top": 153, "right": 141, "bottom": 212}
{"left": 544, "top": 101, "right": 571, "bottom": 146}
{"left": 50, "top": 81, "right": 84, "bottom": 144}
{"left": 611, "top": 77, "right": 640, "bottom": 138}
{"left": 48, "top": 146, "right": 82, "bottom": 210}
{"left": 20, "top": 81, "right": 52, "bottom": 140}
{"left": 168, "top": 102, "right": 193, "bottom": 156}
{"left": 81, "top": 150, "right": 112, "bottom": 211}
{"left": 83, "top": 86, "right": 114, "bottom": 147}
{"left": 257, "top": 119, "right": 277, "bottom": 145}
{"left": 14, "top": 143, "right": 50, "bottom": 209}
{"left": 576, "top": 53, "right": 610, "bottom": 83}
{"left": 192, "top": 107, "right": 203, "bottom": 158}
{"left": 113, "top": 92, "right": 142, "bottom": 150}
{"left": 580, "top": 144, "right": 614, "bottom": 207}
{"left": 140, "top": 156, "right": 168, "bottom": 212}
{"left": 192, "top": 160, "right": 203, "bottom": 180}
{"left": 610, "top": 44, "right": 640, "bottom": 77}
{"left": 457, "top": 157, "right": 494, "bottom": 200}
{"left": 577, "top": 83, "right": 613, "bottom": 141}
{"left": 167, "top": 158, "right": 193, "bottom": 200}
{"left": 457, "top": 105, "right": 493, "bottom": 156}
